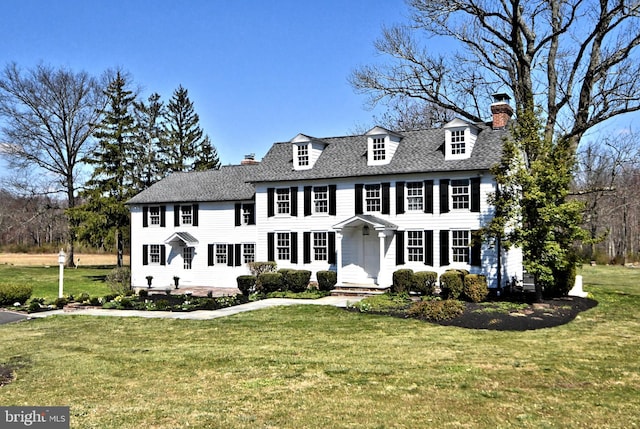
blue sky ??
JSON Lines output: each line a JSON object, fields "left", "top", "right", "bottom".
{"left": 0, "top": 0, "right": 408, "bottom": 166}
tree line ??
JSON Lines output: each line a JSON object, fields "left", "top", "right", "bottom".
{"left": 0, "top": 64, "right": 219, "bottom": 265}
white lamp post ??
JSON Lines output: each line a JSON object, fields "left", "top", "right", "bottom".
{"left": 58, "top": 249, "right": 66, "bottom": 299}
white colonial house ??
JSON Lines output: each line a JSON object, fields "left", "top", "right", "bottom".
{"left": 127, "top": 95, "right": 523, "bottom": 292}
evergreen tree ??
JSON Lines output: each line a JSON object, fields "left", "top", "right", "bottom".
{"left": 193, "top": 135, "right": 220, "bottom": 171}
{"left": 160, "top": 85, "right": 220, "bottom": 173}
{"left": 132, "top": 92, "right": 165, "bottom": 190}
{"left": 484, "top": 107, "right": 588, "bottom": 301}
{"left": 71, "top": 71, "right": 137, "bottom": 267}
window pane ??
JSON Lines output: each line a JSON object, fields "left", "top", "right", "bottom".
{"left": 216, "top": 244, "right": 227, "bottom": 264}
{"left": 452, "top": 230, "right": 469, "bottom": 262}
{"left": 313, "top": 232, "right": 328, "bottom": 261}
{"left": 314, "top": 186, "right": 328, "bottom": 213}
{"left": 407, "top": 231, "right": 423, "bottom": 262}
{"left": 277, "top": 233, "right": 290, "bottom": 260}
{"left": 276, "top": 189, "right": 290, "bottom": 214}
{"left": 365, "top": 184, "right": 381, "bottom": 212}
{"left": 451, "top": 179, "right": 470, "bottom": 209}
{"left": 406, "top": 182, "right": 423, "bottom": 211}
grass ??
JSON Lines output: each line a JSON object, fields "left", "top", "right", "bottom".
{"left": 0, "top": 265, "right": 638, "bottom": 428}
{"left": 0, "top": 264, "right": 113, "bottom": 302}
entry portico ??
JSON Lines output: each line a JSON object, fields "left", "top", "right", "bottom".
{"left": 332, "top": 215, "right": 397, "bottom": 286}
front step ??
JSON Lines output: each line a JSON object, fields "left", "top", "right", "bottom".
{"left": 331, "top": 283, "right": 390, "bottom": 297}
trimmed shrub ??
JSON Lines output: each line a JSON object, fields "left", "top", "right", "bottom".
{"left": 138, "top": 289, "right": 149, "bottom": 298}
{"left": 440, "top": 271, "right": 464, "bottom": 299}
{"left": 237, "top": 275, "right": 257, "bottom": 296}
{"left": 412, "top": 271, "right": 438, "bottom": 295}
{"left": 258, "top": 272, "right": 283, "bottom": 293}
{"left": 317, "top": 270, "right": 337, "bottom": 291}
{"left": 392, "top": 269, "right": 415, "bottom": 294}
{"left": 53, "top": 297, "right": 68, "bottom": 309}
{"left": 76, "top": 292, "right": 90, "bottom": 303}
{"left": 0, "top": 283, "right": 33, "bottom": 305}
{"left": 278, "top": 269, "right": 295, "bottom": 291}
{"left": 248, "top": 261, "right": 277, "bottom": 277}
{"left": 463, "top": 274, "right": 489, "bottom": 302}
{"left": 407, "top": 298, "right": 465, "bottom": 321}
{"left": 547, "top": 262, "right": 578, "bottom": 298}
{"left": 287, "top": 270, "right": 312, "bottom": 293}
{"left": 106, "top": 267, "right": 131, "bottom": 295}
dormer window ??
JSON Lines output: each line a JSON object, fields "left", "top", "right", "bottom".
{"left": 443, "top": 119, "right": 479, "bottom": 160}
{"left": 372, "top": 137, "right": 386, "bottom": 161}
{"left": 291, "top": 134, "right": 327, "bottom": 170}
{"left": 450, "top": 130, "right": 465, "bottom": 154}
{"left": 365, "top": 127, "right": 402, "bottom": 166}
{"left": 297, "top": 144, "right": 309, "bottom": 166}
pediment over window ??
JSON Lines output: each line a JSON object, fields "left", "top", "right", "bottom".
{"left": 443, "top": 119, "right": 479, "bottom": 160}
{"left": 365, "top": 127, "right": 403, "bottom": 166}
{"left": 290, "top": 133, "right": 328, "bottom": 170}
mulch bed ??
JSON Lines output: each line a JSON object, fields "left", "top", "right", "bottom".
{"left": 431, "top": 296, "right": 598, "bottom": 331}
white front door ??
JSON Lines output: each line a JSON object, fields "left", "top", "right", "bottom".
{"left": 362, "top": 233, "right": 379, "bottom": 282}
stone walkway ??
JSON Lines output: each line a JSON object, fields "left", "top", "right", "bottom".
{"left": 26, "top": 295, "right": 363, "bottom": 321}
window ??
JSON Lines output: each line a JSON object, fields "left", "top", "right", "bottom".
{"left": 372, "top": 137, "right": 386, "bottom": 161}
{"left": 406, "top": 182, "right": 423, "bottom": 211}
{"left": 276, "top": 188, "right": 290, "bottom": 214}
{"left": 183, "top": 247, "right": 193, "bottom": 269}
{"left": 451, "top": 130, "right": 465, "bottom": 154}
{"left": 313, "top": 232, "right": 328, "bottom": 261}
{"left": 215, "top": 244, "right": 227, "bottom": 264}
{"left": 451, "top": 179, "right": 470, "bottom": 209}
{"left": 407, "top": 231, "right": 424, "bottom": 262}
{"left": 277, "top": 233, "right": 290, "bottom": 260}
{"left": 314, "top": 186, "right": 328, "bottom": 213}
{"left": 242, "top": 206, "right": 252, "bottom": 225}
{"left": 149, "top": 207, "right": 160, "bottom": 225}
{"left": 181, "top": 205, "right": 192, "bottom": 225}
{"left": 243, "top": 243, "right": 255, "bottom": 264}
{"left": 452, "top": 230, "right": 470, "bottom": 263}
{"left": 149, "top": 244, "right": 161, "bottom": 264}
{"left": 365, "top": 184, "right": 381, "bottom": 212}
{"left": 297, "top": 144, "right": 309, "bottom": 166}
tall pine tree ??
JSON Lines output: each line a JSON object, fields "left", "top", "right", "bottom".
{"left": 71, "top": 71, "right": 137, "bottom": 267}
{"left": 160, "top": 85, "right": 219, "bottom": 173}
{"left": 132, "top": 92, "right": 165, "bottom": 190}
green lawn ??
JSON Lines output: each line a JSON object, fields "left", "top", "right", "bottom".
{"left": 0, "top": 265, "right": 638, "bottom": 428}
{"left": 0, "top": 264, "right": 113, "bottom": 302}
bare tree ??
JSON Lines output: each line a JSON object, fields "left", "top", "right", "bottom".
{"left": 350, "top": 0, "right": 640, "bottom": 151}
{"left": 0, "top": 63, "right": 107, "bottom": 266}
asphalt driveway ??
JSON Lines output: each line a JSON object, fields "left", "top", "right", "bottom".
{"left": 0, "top": 310, "right": 27, "bottom": 325}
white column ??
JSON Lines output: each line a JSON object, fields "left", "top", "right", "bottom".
{"left": 58, "top": 249, "right": 66, "bottom": 298}
{"left": 335, "top": 231, "right": 343, "bottom": 285}
{"left": 378, "top": 231, "right": 386, "bottom": 285}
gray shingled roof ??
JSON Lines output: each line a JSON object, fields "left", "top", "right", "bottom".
{"left": 126, "top": 164, "right": 257, "bottom": 204}
{"left": 248, "top": 124, "right": 507, "bottom": 183}
{"left": 126, "top": 124, "right": 508, "bottom": 205}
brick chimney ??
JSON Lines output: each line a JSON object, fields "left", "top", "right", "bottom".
{"left": 490, "top": 93, "right": 513, "bottom": 130}
{"left": 241, "top": 153, "right": 259, "bottom": 165}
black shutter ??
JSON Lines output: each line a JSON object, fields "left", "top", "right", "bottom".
{"left": 208, "top": 244, "right": 214, "bottom": 266}
{"left": 227, "top": 244, "right": 234, "bottom": 267}
{"left": 160, "top": 245, "right": 166, "bottom": 266}
{"left": 439, "top": 180, "right": 449, "bottom": 214}
{"left": 329, "top": 185, "right": 337, "bottom": 216}
{"left": 235, "top": 203, "right": 242, "bottom": 226}
{"left": 174, "top": 205, "right": 180, "bottom": 226}
{"left": 193, "top": 204, "right": 199, "bottom": 226}
{"left": 471, "top": 230, "right": 481, "bottom": 266}
{"left": 304, "top": 186, "right": 312, "bottom": 216}
{"left": 382, "top": 182, "right": 390, "bottom": 214}
{"left": 235, "top": 243, "right": 242, "bottom": 266}
{"left": 470, "top": 177, "right": 481, "bottom": 212}
{"left": 395, "top": 231, "right": 405, "bottom": 265}
{"left": 267, "top": 188, "right": 275, "bottom": 217}
{"left": 290, "top": 232, "right": 298, "bottom": 263}
{"left": 248, "top": 204, "right": 255, "bottom": 225}
{"left": 328, "top": 232, "right": 336, "bottom": 264}
{"left": 355, "top": 184, "right": 363, "bottom": 214}
{"left": 142, "top": 245, "right": 148, "bottom": 265}
{"left": 290, "top": 187, "right": 298, "bottom": 217}
{"left": 425, "top": 230, "right": 433, "bottom": 266}
{"left": 303, "top": 232, "right": 311, "bottom": 263}
{"left": 396, "top": 181, "right": 405, "bottom": 214}
{"left": 268, "top": 232, "right": 275, "bottom": 261}
{"left": 424, "top": 180, "right": 434, "bottom": 213}
{"left": 160, "top": 206, "right": 166, "bottom": 227}
{"left": 439, "top": 230, "right": 449, "bottom": 266}
{"left": 143, "top": 207, "right": 148, "bottom": 227}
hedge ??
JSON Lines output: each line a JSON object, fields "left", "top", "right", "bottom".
{"left": 0, "top": 283, "right": 33, "bottom": 305}
{"left": 317, "top": 270, "right": 337, "bottom": 291}
{"left": 392, "top": 269, "right": 414, "bottom": 294}
{"left": 412, "top": 271, "right": 438, "bottom": 295}
{"left": 258, "top": 272, "right": 284, "bottom": 293}
{"left": 462, "top": 274, "right": 488, "bottom": 302}
{"left": 440, "top": 271, "right": 464, "bottom": 299}
{"left": 237, "top": 275, "right": 257, "bottom": 296}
